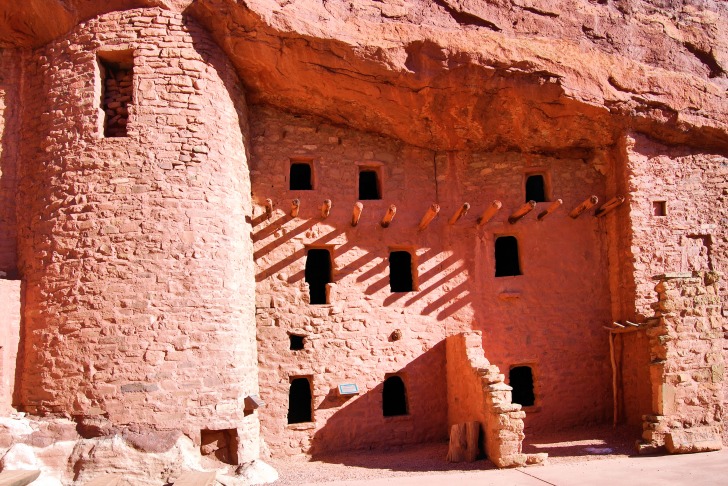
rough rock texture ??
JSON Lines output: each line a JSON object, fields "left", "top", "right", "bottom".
{"left": 0, "top": 0, "right": 726, "bottom": 482}
{"left": 638, "top": 272, "right": 724, "bottom": 454}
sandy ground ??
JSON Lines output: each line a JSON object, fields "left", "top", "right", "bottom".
{"left": 267, "top": 425, "right": 638, "bottom": 485}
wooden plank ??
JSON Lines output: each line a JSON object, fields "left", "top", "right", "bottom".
{"left": 173, "top": 472, "right": 217, "bottom": 486}
{"left": 0, "top": 470, "right": 41, "bottom": 486}
{"left": 85, "top": 474, "right": 122, "bottom": 486}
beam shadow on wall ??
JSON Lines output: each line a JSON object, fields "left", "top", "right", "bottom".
{"left": 252, "top": 216, "right": 317, "bottom": 259}
{"left": 421, "top": 281, "right": 470, "bottom": 316}
{"left": 257, "top": 227, "right": 345, "bottom": 283}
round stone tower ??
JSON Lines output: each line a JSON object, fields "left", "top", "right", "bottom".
{"left": 15, "top": 8, "right": 259, "bottom": 461}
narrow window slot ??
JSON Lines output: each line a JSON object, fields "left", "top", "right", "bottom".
{"left": 389, "top": 251, "right": 414, "bottom": 292}
{"left": 305, "top": 249, "right": 332, "bottom": 304}
{"left": 98, "top": 50, "right": 133, "bottom": 138}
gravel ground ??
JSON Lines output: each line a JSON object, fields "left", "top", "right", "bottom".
{"left": 267, "top": 425, "right": 638, "bottom": 485}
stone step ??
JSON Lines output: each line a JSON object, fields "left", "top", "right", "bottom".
{"left": 0, "top": 470, "right": 41, "bottom": 486}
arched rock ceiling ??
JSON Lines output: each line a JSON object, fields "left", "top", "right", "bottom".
{"left": 1, "top": 0, "right": 727, "bottom": 152}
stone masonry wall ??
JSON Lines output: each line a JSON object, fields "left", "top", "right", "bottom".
{"left": 251, "top": 105, "right": 613, "bottom": 455}
{"left": 446, "top": 332, "right": 545, "bottom": 467}
{"left": 14, "top": 8, "right": 259, "bottom": 460}
{"left": 0, "top": 280, "right": 21, "bottom": 415}
{"left": 0, "top": 49, "right": 20, "bottom": 277}
{"left": 640, "top": 272, "right": 724, "bottom": 453}
{"left": 621, "top": 133, "right": 728, "bottom": 442}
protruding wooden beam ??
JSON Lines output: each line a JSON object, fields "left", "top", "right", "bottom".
{"left": 595, "top": 195, "right": 625, "bottom": 217}
{"left": 290, "top": 198, "right": 300, "bottom": 218}
{"left": 351, "top": 202, "right": 363, "bottom": 227}
{"left": 569, "top": 195, "right": 598, "bottom": 219}
{"left": 448, "top": 203, "right": 470, "bottom": 225}
{"left": 380, "top": 204, "right": 397, "bottom": 228}
{"left": 264, "top": 198, "right": 273, "bottom": 219}
{"left": 508, "top": 200, "right": 536, "bottom": 224}
{"left": 537, "top": 199, "right": 563, "bottom": 221}
{"left": 418, "top": 203, "right": 440, "bottom": 231}
{"left": 477, "top": 200, "right": 502, "bottom": 226}
{"left": 321, "top": 199, "right": 332, "bottom": 218}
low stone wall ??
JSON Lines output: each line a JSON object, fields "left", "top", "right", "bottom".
{"left": 639, "top": 272, "right": 724, "bottom": 453}
{"left": 446, "top": 331, "right": 546, "bottom": 467}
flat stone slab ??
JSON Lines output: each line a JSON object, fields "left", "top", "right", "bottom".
{"left": 0, "top": 470, "right": 41, "bottom": 486}
{"left": 84, "top": 474, "right": 122, "bottom": 486}
{"left": 173, "top": 472, "right": 217, "bottom": 486}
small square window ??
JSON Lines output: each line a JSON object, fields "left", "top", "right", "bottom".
{"left": 389, "top": 250, "right": 416, "bottom": 292}
{"left": 290, "top": 161, "right": 313, "bottom": 190}
{"left": 359, "top": 169, "right": 381, "bottom": 200}
{"left": 289, "top": 334, "right": 305, "bottom": 350}
{"left": 525, "top": 174, "right": 548, "bottom": 202}
{"left": 652, "top": 201, "right": 667, "bottom": 217}
{"left": 495, "top": 236, "right": 521, "bottom": 277}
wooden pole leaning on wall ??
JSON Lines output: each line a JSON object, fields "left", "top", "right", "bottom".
{"left": 595, "top": 195, "right": 625, "bottom": 217}
{"left": 380, "top": 204, "right": 397, "bottom": 228}
{"left": 265, "top": 198, "right": 273, "bottom": 219}
{"left": 351, "top": 202, "right": 363, "bottom": 227}
{"left": 569, "top": 195, "right": 598, "bottom": 219}
{"left": 290, "top": 198, "right": 300, "bottom": 218}
{"left": 418, "top": 203, "right": 440, "bottom": 231}
{"left": 508, "top": 200, "right": 536, "bottom": 224}
{"left": 537, "top": 199, "right": 563, "bottom": 221}
{"left": 321, "top": 199, "right": 332, "bottom": 219}
{"left": 448, "top": 203, "right": 470, "bottom": 225}
{"left": 477, "top": 200, "right": 502, "bottom": 226}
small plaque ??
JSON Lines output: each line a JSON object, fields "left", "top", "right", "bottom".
{"left": 338, "top": 383, "right": 359, "bottom": 396}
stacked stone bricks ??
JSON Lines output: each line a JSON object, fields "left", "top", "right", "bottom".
{"left": 640, "top": 272, "right": 724, "bottom": 453}
{"left": 14, "top": 8, "right": 260, "bottom": 462}
{"left": 102, "top": 63, "right": 131, "bottom": 137}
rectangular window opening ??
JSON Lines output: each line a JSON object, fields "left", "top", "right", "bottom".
{"left": 289, "top": 334, "right": 305, "bottom": 351}
{"left": 509, "top": 365, "right": 535, "bottom": 407}
{"left": 290, "top": 160, "right": 313, "bottom": 190}
{"left": 389, "top": 250, "right": 414, "bottom": 292}
{"left": 525, "top": 174, "right": 548, "bottom": 202}
{"left": 288, "top": 376, "right": 313, "bottom": 424}
{"left": 98, "top": 50, "right": 133, "bottom": 138}
{"left": 495, "top": 236, "right": 521, "bottom": 277}
{"left": 652, "top": 201, "right": 667, "bottom": 217}
{"left": 382, "top": 374, "right": 408, "bottom": 417}
{"left": 358, "top": 168, "right": 381, "bottom": 200}
{"left": 305, "top": 248, "right": 332, "bottom": 304}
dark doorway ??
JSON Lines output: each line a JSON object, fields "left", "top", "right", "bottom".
{"left": 389, "top": 251, "right": 413, "bottom": 292}
{"left": 305, "top": 249, "right": 332, "bottom": 304}
{"left": 358, "top": 170, "right": 381, "bottom": 200}
{"left": 382, "top": 375, "right": 408, "bottom": 416}
{"left": 290, "top": 162, "right": 313, "bottom": 190}
{"left": 525, "top": 175, "right": 546, "bottom": 202}
{"left": 289, "top": 334, "right": 305, "bottom": 351}
{"left": 495, "top": 236, "right": 521, "bottom": 277}
{"left": 509, "top": 366, "right": 535, "bottom": 407}
{"left": 288, "top": 377, "right": 312, "bottom": 424}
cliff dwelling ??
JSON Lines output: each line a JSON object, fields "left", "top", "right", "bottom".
{"left": 0, "top": 0, "right": 726, "bottom": 484}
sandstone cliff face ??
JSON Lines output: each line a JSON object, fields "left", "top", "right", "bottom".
{"left": 1, "top": 1, "right": 726, "bottom": 153}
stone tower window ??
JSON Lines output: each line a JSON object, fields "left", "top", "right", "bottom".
{"left": 287, "top": 377, "right": 313, "bottom": 424}
{"left": 305, "top": 248, "right": 332, "bottom": 304}
{"left": 98, "top": 50, "right": 133, "bottom": 138}
{"left": 358, "top": 168, "right": 381, "bottom": 200}
{"left": 382, "top": 375, "right": 408, "bottom": 416}
{"left": 653, "top": 201, "right": 667, "bottom": 217}
{"left": 290, "top": 161, "right": 313, "bottom": 190}
{"left": 389, "top": 250, "right": 414, "bottom": 292}
{"left": 525, "top": 174, "right": 547, "bottom": 202}
{"left": 509, "top": 366, "right": 535, "bottom": 407}
{"left": 494, "top": 236, "right": 521, "bottom": 277}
